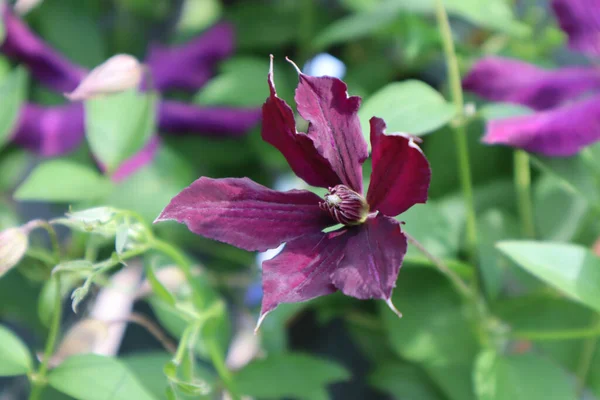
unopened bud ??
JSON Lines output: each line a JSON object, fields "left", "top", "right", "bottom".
{"left": 65, "top": 54, "right": 143, "bottom": 101}
{"left": 319, "top": 185, "right": 369, "bottom": 226}
{"left": 0, "top": 228, "right": 29, "bottom": 277}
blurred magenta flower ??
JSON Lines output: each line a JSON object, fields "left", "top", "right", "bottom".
{"left": 1, "top": 3, "right": 260, "bottom": 178}
{"left": 463, "top": 0, "right": 600, "bottom": 156}
{"left": 156, "top": 57, "right": 431, "bottom": 328}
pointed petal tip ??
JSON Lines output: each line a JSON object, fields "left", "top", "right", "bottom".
{"left": 254, "top": 311, "right": 270, "bottom": 335}
{"left": 285, "top": 56, "right": 302, "bottom": 75}
{"left": 386, "top": 298, "right": 403, "bottom": 318}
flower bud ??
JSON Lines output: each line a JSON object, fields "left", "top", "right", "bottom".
{"left": 320, "top": 185, "right": 369, "bottom": 226}
{"left": 65, "top": 54, "right": 143, "bottom": 101}
{"left": 0, "top": 228, "right": 29, "bottom": 277}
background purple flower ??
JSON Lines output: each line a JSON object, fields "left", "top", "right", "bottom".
{"left": 156, "top": 58, "right": 431, "bottom": 328}
{"left": 463, "top": 0, "right": 600, "bottom": 156}
{"left": 1, "top": 3, "right": 260, "bottom": 178}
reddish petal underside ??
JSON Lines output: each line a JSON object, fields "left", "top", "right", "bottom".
{"left": 12, "top": 103, "right": 85, "bottom": 156}
{"left": 291, "top": 59, "right": 368, "bottom": 193}
{"left": 330, "top": 215, "right": 407, "bottom": 301}
{"left": 552, "top": 0, "right": 600, "bottom": 58}
{"left": 0, "top": 3, "right": 86, "bottom": 93}
{"left": 159, "top": 100, "right": 261, "bottom": 137}
{"left": 484, "top": 94, "right": 600, "bottom": 156}
{"left": 463, "top": 56, "right": 600, "bottom": 110}
{"left": 366, "top": 117, "right": 430, "bottom": 217}
{"left": 106, "top": 135, "right": 160, "bottom": 182}
{"left": 155, "top": 177, "right": 333, "bottom": 252}
{"left": 260, "top": 229, "right": 351, "bottom": 316}
{"left": 146, "top": 22, "right": 235, "bottom": 92}
{"left": 261, "top": 57, "right": 342, "bottom": 188}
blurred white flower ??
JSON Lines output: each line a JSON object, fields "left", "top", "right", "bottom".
{"left": 14, "top": 0, "right": 43, "bottom": 15}
{"left": 0, "top": 227, "right": 28, "bottom": 277}
{"left": 303, "top": 53, "right": 346, "bottom": 79}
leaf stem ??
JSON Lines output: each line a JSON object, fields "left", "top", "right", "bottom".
{"left": 404, "top": 232, "right": 474, "bottom": 300}
{"left": 434, "top": 0, "right": 478, "bottom": 260}
{"left": 208, "top": 338, "right": 240, "bottom": 400}
{"left": 150, "top": 238, "right": 206, "bottom": 310}
{"left": 29, "top": 275, "right": 62, "bottom": 400}
{"left": 512, "top": 323, "right": 600, "bottom": 341}
{"left": 514, "top": 150, "right": 536, "bottom": 238}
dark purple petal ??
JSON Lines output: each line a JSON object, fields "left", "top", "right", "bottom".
{"left": 106, "top": 136, "right": 160, "bottom": 182}
{"left": 155, "top": 177, "right": 333, "bottom": 251}
{"left": 1, "top": 3, "right": 85, "bottom": 92}
{"left": 483, "top": 94, "right": 600, "bottom": 156}
{"left": 330, "top": 215, "right": 407, "bottom": 301}
{"left": 11, "top": 103, "right": 85, "bottom": 156}
{"left": 291, "top": 59, "right": 368, "bottom": 193}
{"left": 366, "top": 118, "right": 430, "bottom": 217}
{"left": 158, "top": 100, "right": 260, "bottom": 137}
{"left": 552, "top": 0, "right": 600, "bottom": 57}
{"left": 260, "top": 229, "right": 350, "bottom": 316}
{"left": 463, "top": 57, "right": 600, "bottom": 110}
{"left": 146, "top": 22, "right": 234, "bottom": 92}
{"left": 261, "top": 57, "right": 342, "bottom": 188}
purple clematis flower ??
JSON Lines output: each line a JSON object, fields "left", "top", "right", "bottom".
{"left": 155, "top": 57, "right": 431, "bottom": 328}
{"left": 463, "top": 0, "right": 600, "bottom": 156}
{"left": 1, "top": 2, "right": 260, "bottom": 178}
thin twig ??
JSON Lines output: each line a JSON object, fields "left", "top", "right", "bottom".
{"left": 108, "top": 312, "right": 177, "bottom": 354}
{"left": 404, "top": 232, "right": 473, "bottom": 299}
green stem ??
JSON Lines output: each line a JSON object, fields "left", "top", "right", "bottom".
{"left": 576, "top": 315, "right": 600, "bottom": 395}
{"left": 151, "top": 238, "right": 206, "bottom": 310}
{"left": 29, "top": 275, "right": 62, "bottom": 400}
{"left": 434, "top": 0, "right": 478, "bottom": 260}
{"left": 513, "top": 325, "right": 600, "bottom": 341}
{"left": 435, "top": 0, "right": 493, "bottom": 349}
{"left": 405, "top": 232, "right": 474, "bottom": 300}
{"left": 298, "top": 0, "right": 314, "bottom": 62}
{"left": 26, "top": 220, "right": 61, "bottom": 264}
{"left": 514, "top": 150, "right": 536, "bottom": 238}
{"left": 208, "top": 339, "right": 240, "bottom": 400}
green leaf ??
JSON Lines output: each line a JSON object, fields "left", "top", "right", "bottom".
{"left": 476, "top": 209, "right": 520, "bottom": 299}
{"left": 106, "top": 143, "right": 195, "bottom": 223}
{"left": 85, "top": 90, "right": 157, "bottom": 174}
{"left": 313, "top": 2, "right": 401, "bottom": 49}
{"left": 533, "top": 175, "right": 588, "bottom": 242}
{"left": 14, "top": 160, "right": 112, "bottom": 202}
{"left": 497, "top": 241, "right": 600, "bottom": 312}
{"left": 479, "top": 102, "right": 533, "bottom": 121}
{"left": 392, "top": 0, "right": 526, "bottom": 35}
{"left": 145, "top": 265, "right": 176, "bottom": 306}
{"left": 400, "top": 201, "right": 460, "bottom": 259}
{"left": 0, "top": 149, "right": 32, "bottom": 191}
{"left": 226, "top": 2, "right": 299, "bottom": 50}
{"left": 0, "top": 324, "right": 33, "bottom": 376}
{"left": 35, "top": 0, "right": 106, "bottom": 67}
{"left": 381, "top": 268, "right": 478, "bottom": 365}
{"left": 0, "top": 67, "right": 27, "bottom": 150}
{"left": 123, "top": 352, "right": 207, "bottom": 400}
{"left": 115, "top": 222, "right": 129, "bottom": 254}
{"left": 531, "top": 153, "right": 600, "bottom": 207}
{"left": 48, "top": 354, "right": 156, "bottom": 400}
{"left": 369, "top": 360, "right": 444, "bottom": 400}
{"left": 381, "top": 268, "right": 478, "bottom": 400}
{"left": 474, "top": 351, "right": 576, "bottom": 400}
{"left": 195, "top": 57, "right": 270, "bottom": 107}
{"left": 52, "top": 260, "right": 94, "bottom": 275}
{"left": 358, "top": 80, "right": 455, "bottom": 143}
{"left": 235, "top": 353, "right": 350, "bottom": 400}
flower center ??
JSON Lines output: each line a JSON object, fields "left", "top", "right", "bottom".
{"left": 319, "top": 185, "right": 369, "bottom": 226}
